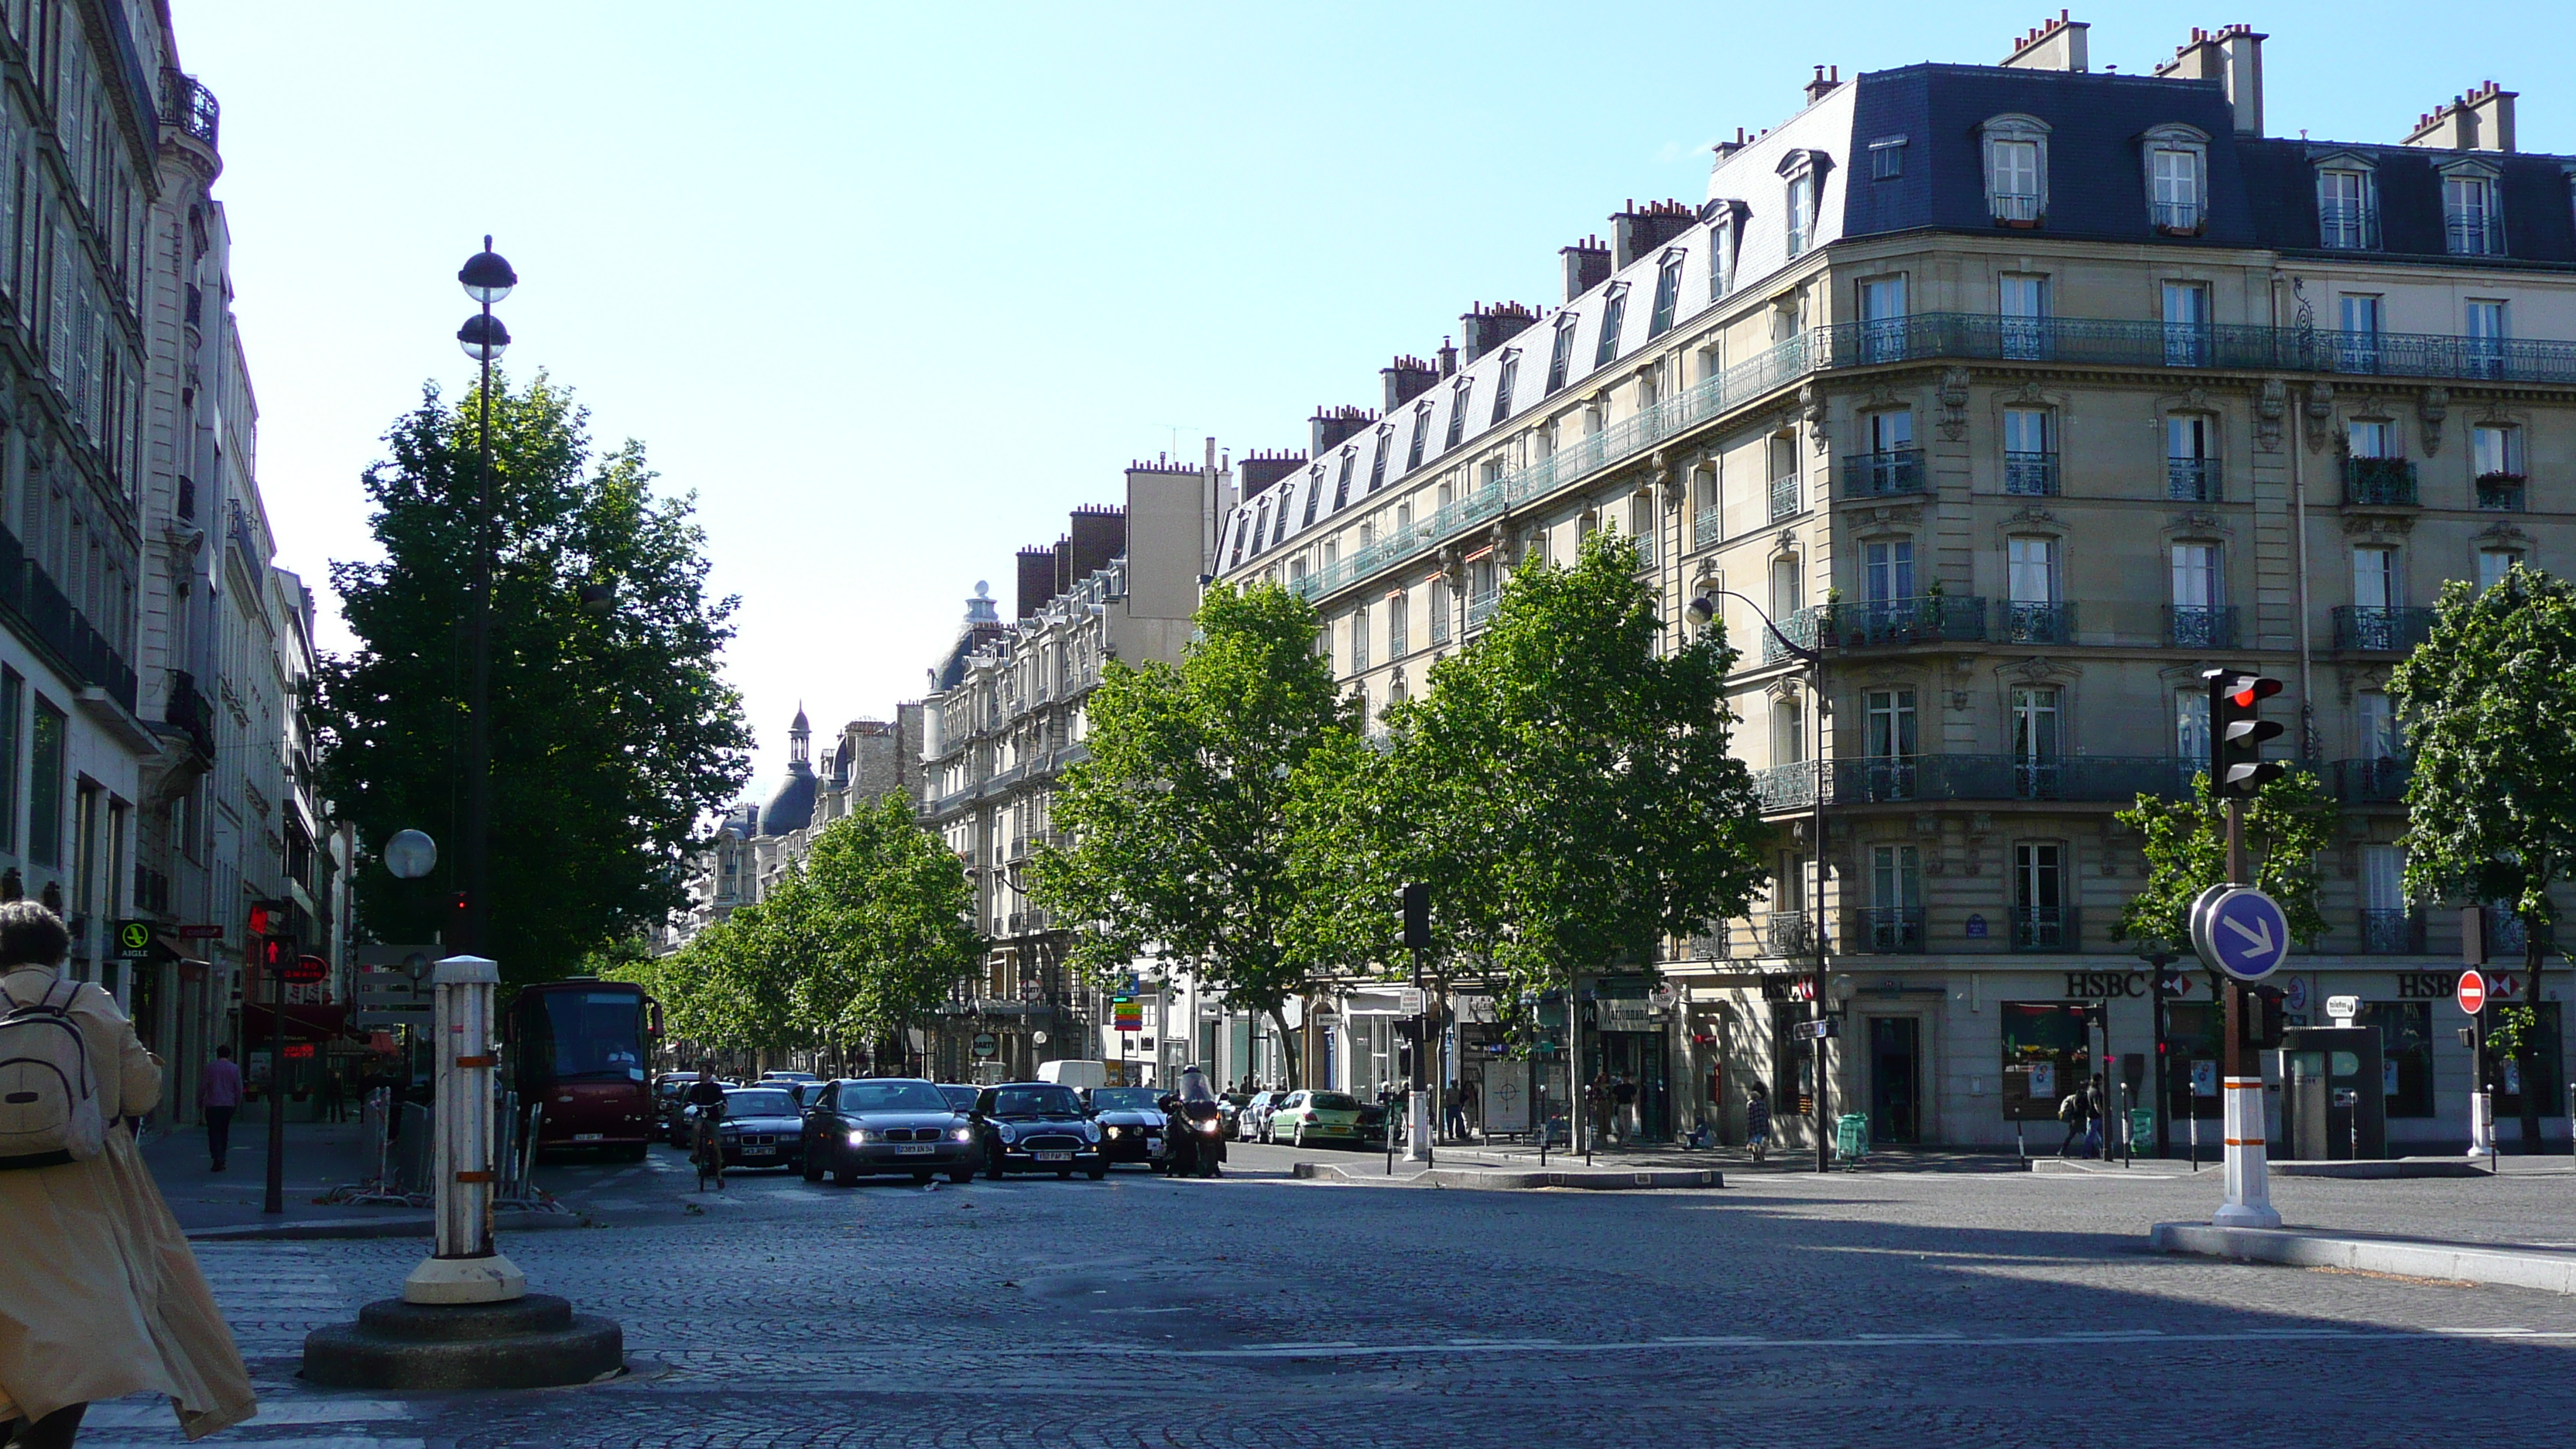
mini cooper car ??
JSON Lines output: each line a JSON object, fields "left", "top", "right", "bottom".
{"left": 1084, "top": 1086, "right": 1166, "bottom": 1168}
{"left": 800, "top": 1077, "right": 977, "bottom": 1185}
{"left": 971, "top": 1082, "right": 1105, "bottom": 1179}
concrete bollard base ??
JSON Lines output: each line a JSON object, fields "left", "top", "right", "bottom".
{"left": 302, "top": 1293, "right": 623, "bottom": 1390}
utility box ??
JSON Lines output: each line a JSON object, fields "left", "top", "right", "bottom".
{"left": 2280, "top": 1026, "right": 2384, "bottom": 1160}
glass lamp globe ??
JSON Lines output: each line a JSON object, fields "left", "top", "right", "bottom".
{"left": 458, "top": 240, "right": 516, "bottom": 305}
{"left": 384, "top": 828, "right": 438, "bottom": 880}
{"left": 457, "top": 313, "right": 511, "bottom": 362}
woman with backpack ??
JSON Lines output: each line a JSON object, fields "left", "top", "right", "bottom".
{"left": 0, "top": 902, "right": 253, "bottom": 1444}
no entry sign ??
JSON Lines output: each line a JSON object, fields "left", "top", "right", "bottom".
{"left": 2457, "top": 970, "right": 2489, "bottom": 1016}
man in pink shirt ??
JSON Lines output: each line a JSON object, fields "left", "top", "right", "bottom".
{"left": 199, "top": 1044, "right": 242, "bottom": 1171}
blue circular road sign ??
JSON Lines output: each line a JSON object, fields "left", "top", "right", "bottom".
{"left": 2204, "top": 887, "right": 2290, "bottom": 981}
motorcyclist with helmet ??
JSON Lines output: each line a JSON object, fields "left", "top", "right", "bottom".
{"left": 1156, "top": 1065, "right": 1228, "bottom": 1177}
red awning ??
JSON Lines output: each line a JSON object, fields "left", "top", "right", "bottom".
{"left": 240, "top": 1002, "right": 357, "bottom": 1042}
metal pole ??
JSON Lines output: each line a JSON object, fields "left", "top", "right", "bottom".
{"left": 264, "top": 960, "right": 285, "bottom": 1214}
{"left": 1812, "top": 649, "right": 1829, "bottom": 1173}
{"left": 2215, "top": 796, "right": 2280, "bottom": 1227}
{"left": 2151, "top": 956, "right": 2170, "bottom": 1160}
{"left": 461, "top": 245, "right": 497, "bottom": 961}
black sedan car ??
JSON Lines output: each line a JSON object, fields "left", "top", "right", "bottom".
{"left": 711, "top": 1086, "right": 805, "bottom": 1171}
{"left": 935, "top": 1083, "right": 980, "bottom": 1113}
{"left": 972, "top": 1082, "right": 1105, "bottom": 1180}
{"left": 800, "top": 1077, "right": 978, "bottom": 1185}
{"left": 1084, "top": 1086, "right": 1166, "bottom": 1168}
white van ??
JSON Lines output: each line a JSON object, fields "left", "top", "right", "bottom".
{"left": 1036, "top": 1059, "right": 1109, "bottom": 1091}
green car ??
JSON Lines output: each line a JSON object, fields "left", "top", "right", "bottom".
{"left": 1268, "top": 1089, "right": 1365, "bottom": 1148}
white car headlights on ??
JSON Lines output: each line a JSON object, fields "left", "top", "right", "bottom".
{"left": 950, "top": 1125, "right": 974, "bottom": 1142}
{"left": 846, "top": 1129, "right": 871, "bottom": 1146}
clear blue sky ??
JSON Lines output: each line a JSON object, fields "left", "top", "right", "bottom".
{"left": 167, "top": 1, "right": 2573, "bottom": 803}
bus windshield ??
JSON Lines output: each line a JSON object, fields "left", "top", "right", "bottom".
{"left": 517, "top": 988, "right": 646, "bottom": 1085}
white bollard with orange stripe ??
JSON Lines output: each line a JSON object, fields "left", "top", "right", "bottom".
{"left": 2215, "top": 1072, "right": 2280, "bottom": 1228}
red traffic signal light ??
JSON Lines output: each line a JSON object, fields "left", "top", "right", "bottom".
{"left": 259, "top": 934, "right": 296, "bottom": 970}
{"left": 2206, "top": 670, "right": 2287, "bottom": 798}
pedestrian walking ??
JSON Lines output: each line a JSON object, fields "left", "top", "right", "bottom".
{"left": 1444, "top": 1082, "right": 1468, "bottom": 1141}
{"left": 319, "top": 1065, "right": 347, "bottom": 1125}
{"left": 2083, "top": 1074, "right": 2106, "bottom": 1160}
{"left": 2056, "top": 1084, "right": 2087, "bottom": 1156}
{"left": 198, "top": 1044, "right": 242, "bottom": 1172}
{"left": 1612, "top": 1074, "right": 1639, "bottom": 1144}
{"left": 1585, "top": 1073, "right": 1611, "bottom": 1146}
{"left": 1745, "top": 1083, "right": 1773, "bottom": 1163}
{"left": 0, "top": 900, "right": 255, "bottom": 1445}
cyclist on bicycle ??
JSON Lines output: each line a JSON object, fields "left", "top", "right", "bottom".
{"left": 683, "top": 1063, "right": 728, "bottom": 1189}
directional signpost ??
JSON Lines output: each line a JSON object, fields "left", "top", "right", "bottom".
{"left": 2458, "top": 969, "right": 2495, "bottom": 1163}
{"left": 2200, "top": 668, "right": 2288, "bottom": 1230}
{"left": 2195, "top": 887, "right": 2290, "bottom": 982}
{"left": 2456, "top": 969, "right": 2488, "bottom": 1016}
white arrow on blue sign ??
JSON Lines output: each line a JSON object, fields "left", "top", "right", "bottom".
{"left": 2202, "top": 887, "right": 2290, "bottom": 981}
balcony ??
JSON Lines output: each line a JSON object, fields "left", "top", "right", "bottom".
{"left": 2002, "top": 450, "right": 2058, "bottom": 496}
{"left": 2333, "top": 606, "right": 2434, "bottom": 654}
{"left": 2481, "top": 906, "right": 2549, "bottom": 957}
{"left": 2358, "top": 909, "right": 2424, "bottom": 955}
{"left": 2343, "top": 456, "right": 2417, "bottom": 506}
{"left": 2332, "top": 756, "right": 2409, "bottom": 803}
{"left": 2011, "top": 906, "right": 2079, "bottom": 952}
{"left": 2445, "top": 214, "right": 2506, "bottom": 258}
{"left": 1694, "top": 503, "right": 1721, "bottom": 551}
{"left": 158, "top": 68, "right": 219, "bottom": 149}
{"left": 166, "top": 670, "right": 216, "bottom": 760}
{"left": 0, "top": 520, "right": 137, "bottom": 713}
{"left": 176, "top": 476, "right": 197, "bottom": 522}
{"left": 1764, "top": 596, "right": 1989, "bottom": 663}
{"left": 2000, "top": 601, "right": 2077, "bottom": 646}
{"left": 2476, "top": 473, "right": 2526, "bottom": 512}
{"left": 2167, "top": 457, "right": 2221, "bottom": 502}
{"left": 2163, "top": 605, "right": 2237, "bottom": 649}
{"left": 1841, "top": 448, "right": 1926, "bottom": 498}
{"left": 2318, "top": 202, "right": 2379, "bottom": 251}
{"left": 1768, "top": 473, "right": 1802, "bottom": 521}
{"left": 2151, "top": 200, "right": 2203, "bottom": 235}
{"left": 1760, "top": 910, "right": 1821, "bottom": 957}
{"left": 1847, "top": 907, "right": 1927, "bottom": 954}
{"left": 1794, "top": 755, "right": 2197, "bottom": 810}
{"left": 1752, "top": 761, "right": 1817, "bottom": 811}
{"left": 1466, "top": 591, "right": 1499, "bottom": 630}
{"left": 1857, "top": 318, "right": 1912, "bottom": 365}
{"left": 1991, "top": 192, "right": 2041, "bottom": 225}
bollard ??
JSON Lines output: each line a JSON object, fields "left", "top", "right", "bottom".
{"left": 402, "top": 955, "right": 524, "bottom": 1306}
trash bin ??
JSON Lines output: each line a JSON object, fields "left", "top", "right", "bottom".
{"left": 1835, "top": 1112, "right": 1870, "bottom": 1163}
{"left": 2129, "top": 1107, "right": 2155, "bottom": 1153}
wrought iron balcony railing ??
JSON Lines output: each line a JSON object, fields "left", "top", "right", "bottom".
{"left": 1768, "top": 473, "right": 1802, "bottom": 521}
{"left": 2446, "top": 214, "right": 2506, "bottom": 257}
{"left": 1841, "top": 448, "right": 1927, "bottom": 498}
{"left": 1762, "top": 596, "right": 1989, "bottom": 663}
{"left": 2476, "top": 473, "right": 2526, "bottom": 512}
{"left": 1761, "top": 910, "right": 1820, "bottom": 957}
{"left": 2167, "top": 457, "right": 2221, "bottom": 502}
{"left": 158, "top": 68, "right": 219, "bottom": 148}
{"left": 2358, "top": 909, "right": 2424, "bottom": 955}
{"left": 1848, "top": 907, "right": 1927, "bottom": 955}
{"left": 1694, "top": 504, "right": 1721, "bottom": 551}
{"left": 1466, "top": 591, "right": 1499, "bottom": 630}
{"left": 2003, "top": 450, "right": 2058, "bottom": 496}
{"left": 2332, "top": 756, "right": 2409, "bottom": 803}
{"left": 2001, "top": 601, "right": 2077, "bottom": 645}
{"left": 2011, "top": 906, "right": 2078, "bottom": 953}
{"left": 2317, "top": 202, "right": 2379, "bottom": 251}
{"left": 1991, "top": 193, "right": 2041, "bottom": 224}
{"left": 2332, "top": 606, "right": 2435, "bottom": 654}
{"left": 1751, "top": 761, "right": 1817, "bottom": 811}
{"left": 1751, "top": 755, "right": 2198, "bottom": 812}
{"left": 2163, "top": 605, "right": 2237, "bottom": 649}
{"left": 2151, "top": 200, "right": 2203, "bottom": 234}
{"left": 2344, "top": 456, "right": 2417, "bottom": 505}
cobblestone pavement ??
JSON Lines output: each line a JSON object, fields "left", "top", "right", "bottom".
{"left": 80, "top": 1141, "right": 2576, "bottom": 1447}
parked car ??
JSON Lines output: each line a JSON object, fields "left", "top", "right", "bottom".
{"left": 762, "top": 1070, "right": 820, "bottom": 1084}
{"left": 1084, "top": 1086, "right": 1167, "bottom": 1169}
{"left": 1266, "top": 1089, "right": 1365, "bottom": 1148}
{"left": 1355, "top": 1100, "right": 1389, "bottom": 1148}
{"left": 800, "top": 1077, "right": 977, "bottom": 1185}
{"left": 1216, "top": 1092, "right": 1249, "bottom": 1138}
{"left": 971, "top": 1082, "right": 1105, "bottom": 1179}
{"left": 1236, "top": 1091, "right": 1281, "bottom": 1142}
{"left": 935, "top": 1083, "right": 981, "bottom": 1114}
{"left": 711, "top": 1086, "right": 806, "bottom": 1170}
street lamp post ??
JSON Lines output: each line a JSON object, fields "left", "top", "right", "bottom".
{"left": 1687, "top": 586, "right": 1829, "bottom": 1172}
{"left": 454, "top": 239, "right": 515, "bottom": 959}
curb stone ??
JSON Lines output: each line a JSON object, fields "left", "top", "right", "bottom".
{"left": 1293, "top": 1161, "right": 1721, "bottom": 1190}
{"left": 2148, "top": 1221, "right": 2576, "bottom": 1293}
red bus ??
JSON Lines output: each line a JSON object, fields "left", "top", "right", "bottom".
{"left": 505, "top": 978, "right": 660, "bottom": 1159}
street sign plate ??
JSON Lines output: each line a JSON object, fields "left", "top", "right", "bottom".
{"left": 113, "top": 920, "right": 154, "bottom": 960}
{"left": 1792, "top": 1018, "right": 1840, "bottom": 1040}
{"left": 178, "top": 924, "right": 224, "bottom": 940}
{"left": 2200, "top": 887, "right": 2290, "bottom": 981}
{"left": 2325, "top": 994, "right": 2361, "bottom": 1021}
{"left": 2457, "top": 970, "right": 2488, "bottom": 1016}
{"left": 2185, "top": 884, "right": 2232, "bottom": 970}
{"left": 971, "top": 1033, "right": 999, "bottom": 1059}
{"left": 1399, "top": 987, "right": 1427, "bottom": 1016}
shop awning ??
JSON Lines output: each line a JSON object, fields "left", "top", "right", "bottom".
{"left": 240, "top": 1002, "right": 358, "bottom": 1042}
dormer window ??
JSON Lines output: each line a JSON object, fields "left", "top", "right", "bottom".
{"left": 1331, "top": 450, "right": 1355, "bottom": 511}
{"left": 2143, "top": 124, "right": 2209, "bottom": 234}
{"left": 1489, "top": 348, "right": 1519, "bottom": 426}
{"left": 1444, "top": 376, "right": 1475, "bottom": 450}
{"left": 1593, "top": 283, "right": 1629, "bottom": 368}
{"left": 1368, "top": 425, "right": 1392, "bottom": 492}
{"left": 1776, "top": 149, "right": 1830, "bottom": 258}
{"left": 1869, "top": 135, "right": 1906, "bottom": 180}
{"left": 1545, "top": 313, "right": 1577, "bottom": 394}
{"left": 1704, "top": 200, "right": 1745, "bottom": 300}
{"left": 2441, "top": 159, "right": 2503, "bottom": 256}
{"left": 1648, "top": 249, "right": 1685, "bottom": 337}
{"left": 1300, "top": 468, "right": 1322, "bottom": 529}
{"left": 1406, "top": 402, "right": 1431, "bottom": 470}
{"left": 2313, "top": 153, "right": 2379, "bottom": 249}
{"left": 1979, "top": 115, "right": 2049, "bottom": 226}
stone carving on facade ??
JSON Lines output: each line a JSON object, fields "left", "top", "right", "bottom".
{"left": 2418, "top": 386, "right": 2450, "bottom": 455}
{"left": 2164, "top": 509, "right": 2231, "bottom": 540}
{"left": 1937, "top": 367, "right": 1971, "bottom": 441}
{"left": 1799, "top": 382, "right": 1828, "bottom": 452}
{"left": 2474, "top": 519, "right": 2531, "bottom": 549}
{"left": 2303, "top": 382, "right": 2335, "bottom": 451}
{"left": 2340, "top": 512, "right": 2414, "bottom": 541}
{"left": 2254, "top": 377, "right": 2287, "bottom": 453}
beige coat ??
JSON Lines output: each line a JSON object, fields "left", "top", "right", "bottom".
{"left": 0, "top": 964, "right": 255, "bottom": 1438}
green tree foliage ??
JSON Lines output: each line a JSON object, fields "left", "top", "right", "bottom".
{"left": 1289, "top": 530, "right": 1769, "bottom": 1044}
{"left": 2112, "top": 770, "right": 2336, "bottom": 949}
{"left": 2391, "top": 564, "right": 2576, "bottom": 1149}
{"left": 1029, "top": 581, "right": 1349, "bottom": 1083}
{"left": 615, "top": 800, "right": 981, "bottom": 1064}
{"left": 320, "top": 374, "right": 752, "bottom": 984}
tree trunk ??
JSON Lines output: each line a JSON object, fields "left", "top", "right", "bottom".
{"left": 1269, "top": 1005, "right": 1303, "bottom": 1089}
{"left": 2522, "top": 917, "right": 2544, "bottom": 1153}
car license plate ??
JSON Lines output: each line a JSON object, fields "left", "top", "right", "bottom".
{"left": 1036, "top": 1151, "right": 1072, "bottom": 1163}
{"left": 745, "top": 1146, "right": 775, "bottom": 1156}
{"left": 896, "top": 1144, "right": 935, "bottom": 1156}
{"left": 573, "top": 1133, "right": 603, "bottom": 1142}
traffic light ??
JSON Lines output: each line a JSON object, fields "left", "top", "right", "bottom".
{"left": 1400, "top": 882, "right": 1431, "bottom": 953}
{"left": 2206, "top": 670, "right": 2286, "bottom": 797}
{"left": 2242, "top": 985, "right": 2287, "bottom": 1048}
{"left": 246, "top": 900, "right": 279, "bottom": 937}
{"left": 259, "top": 934, "right": 298, "bottom": 971}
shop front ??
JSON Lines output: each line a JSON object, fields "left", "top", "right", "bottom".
{"left": 1583, "top": 986, "right": 1673, "bottom": 1143}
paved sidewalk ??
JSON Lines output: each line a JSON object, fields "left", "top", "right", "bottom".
{"left": 2150, "top": 1221, "right": 2576, "bottom": 1293}
{"left": 142, "top": 1112, "right": 414, "bottom": 1235}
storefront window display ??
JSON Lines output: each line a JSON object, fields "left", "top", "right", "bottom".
{"left": 1771, "top": 999, "right": 1813, "bottom": 1115}
{"left": 2360, "top": 1002, "right": 2434, "bottom": 1118}
{"left": 2000, "top": 1001, "right": 2091, "bottom": 1122}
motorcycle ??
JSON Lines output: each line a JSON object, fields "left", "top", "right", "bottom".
{"left": 1155, "top": 1066, "right": 1228, "bottom": 1179}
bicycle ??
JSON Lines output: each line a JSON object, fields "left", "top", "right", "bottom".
{"left": 691, "top": 1110, "right": 726, "bottom": 1191}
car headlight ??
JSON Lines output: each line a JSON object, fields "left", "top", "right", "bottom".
{"left": 950, "top": 1126, "right": 974, "bottom": 1142}
{"left": 1105, "top": 1125, "right": 1124, "bottom": 1138}
{"left": 846, "top": 1129, "right": 871, "bottom": 1146}
{"left": 1200, "top": 1119, "right": 1221, "bottom": 1134}
{"left": 996, "top": 1125, "right": 1016, "bottom": 1144}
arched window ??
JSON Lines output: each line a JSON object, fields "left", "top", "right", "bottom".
{"left": 1978, "top": 115, "right": 2050, "bottom": 225}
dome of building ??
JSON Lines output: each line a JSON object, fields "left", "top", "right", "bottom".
{"left": 757, "top": 705, "right": 818, "bottom": 837}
